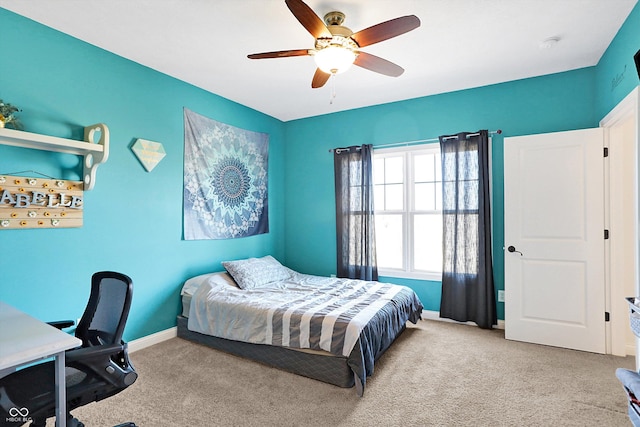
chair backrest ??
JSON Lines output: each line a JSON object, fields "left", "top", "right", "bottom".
{"left": 76, "top": 271, "right": 133, "bottom": 347}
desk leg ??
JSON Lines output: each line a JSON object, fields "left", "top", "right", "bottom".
{"left": 54, "top": 351, "right": 67, "bottom": 427}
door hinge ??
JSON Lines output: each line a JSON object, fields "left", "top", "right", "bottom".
{"left": 604, "top": 229, "right": 610, "bottom": 239}
{"left": 604, "top": 147, "right": 609, "bottom": 157}
{"left": 605, "top": 312, "right": 610, "bottom": 322}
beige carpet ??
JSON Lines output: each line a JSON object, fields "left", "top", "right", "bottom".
{"left": 63, "top": 320, "right": 634, "bottom": 426}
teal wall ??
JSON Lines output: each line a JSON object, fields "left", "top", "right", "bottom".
{"left": 1, "top": 2, "right": 639, "bottom": 336}
{"left": 0, "top": 9, "right": 286, "bottom": 341}
{"left": 595, "top": 3, "right": 640, "bottom": 119}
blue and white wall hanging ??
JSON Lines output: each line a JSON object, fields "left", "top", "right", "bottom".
{"left": 183, "top": 108, "right": 269, "bottom": 240}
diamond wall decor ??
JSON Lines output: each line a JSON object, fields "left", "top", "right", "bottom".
{"left": 131, "top": 138, "right": 166, "bottom": 172}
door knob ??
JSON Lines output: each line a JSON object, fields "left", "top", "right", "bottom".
{"left": 507, "top": 246, "right": 523, "bottom": 256}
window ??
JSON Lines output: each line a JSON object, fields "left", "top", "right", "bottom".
{"left": 373, "top": 144, "right": 442, "bottom": 281}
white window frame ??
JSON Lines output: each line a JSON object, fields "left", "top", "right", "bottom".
{"left": 374, "top": 143, "right": 442, "bottom": 282}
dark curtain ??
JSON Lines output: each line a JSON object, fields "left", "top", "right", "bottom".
{"left": 439, "top": 130, "right": 496, "bottom": 329}
{"left": 334, "top": 144, "right": 378, "bottom": 281}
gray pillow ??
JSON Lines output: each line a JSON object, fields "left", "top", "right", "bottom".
{"left": 222, "top": 256, "right": 290, "bottom": 290}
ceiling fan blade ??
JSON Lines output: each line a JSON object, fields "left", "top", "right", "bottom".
{"left": 312, "top": 68, "right": 331, "bottom": 88}
{"left": 354, "top": 52, "right": 404, "bottom": 77}
{"left": 285, "top": 0, "right": 332, "bottom": 39}
{"left": 248, "top": 49, "right": 311, "bottom": 59}
{"left": 351, "top": 15, "right": 420, "bottom": 47}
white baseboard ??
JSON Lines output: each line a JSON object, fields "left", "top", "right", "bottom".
{"left": 421, "top": 309, "right": 505, "bottom": 330}
{"left": 128, "top": 326, "right": 177, "bottom": 353}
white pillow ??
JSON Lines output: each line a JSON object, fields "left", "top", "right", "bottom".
{"left": 222, "top": 255, "right": 290, "bottom": 290}
{"left": 181, "top": 271, "right": 237, "bottom": 296}
{"left": 181, "top": 273, "right": 216, "bottom": 296}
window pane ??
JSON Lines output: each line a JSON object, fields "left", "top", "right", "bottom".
{"left": 375, "top": 214, "right": 403, "bottom": 269}
{"left": 414, "top": 153, "right": 436, "bottom": 182}
{"left": 414, "top": 182, "right": 436, "bottom": 211}
{"left": 385, "top": 184, "right": 403, "bottom": 210}
{"left": 373, "top": 158, "right": 385, "bottom": 184}
{"left": 373, "top": 147, "right": 443, "bottom": 277}
{"left": 374, "top": 185, "right": 385, "bottom": 210}
{"left": 413, "top": 213, "right": 442, "bottom": 272}
{"left": 385, "top": 156, "right": 403, "bottom": 184}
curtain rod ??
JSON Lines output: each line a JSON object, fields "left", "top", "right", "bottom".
{"left": 329, "top": 129, "right": 502, "bottom": 153}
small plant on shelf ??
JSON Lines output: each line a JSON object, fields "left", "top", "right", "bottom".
{"left": 0, "top": 99, "right": 23, "bottom": 129}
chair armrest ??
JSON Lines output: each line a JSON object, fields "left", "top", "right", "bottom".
{"left": 66, "top": 342, "right": 137, "bottom": 388}
{"left": 66, "top": 343, "right": 125, "bottom": 363}
{"left": 48, "top": 320, "right": 75, "bottom": 329}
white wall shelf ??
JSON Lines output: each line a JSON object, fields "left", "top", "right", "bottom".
{"left": 0, "top": 123, "right": 109, "bottom": 190}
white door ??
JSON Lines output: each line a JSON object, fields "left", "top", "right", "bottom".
{"left": 504, "top": 128, "right": 606, "bottom": 353}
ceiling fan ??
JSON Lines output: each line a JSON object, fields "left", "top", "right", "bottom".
{"left": 247, "top": 0, "right": 421, "bottom": 88}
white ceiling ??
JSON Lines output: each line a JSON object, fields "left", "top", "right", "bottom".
{"left": 1, "top": 0, "right": 637, "bottom": 122}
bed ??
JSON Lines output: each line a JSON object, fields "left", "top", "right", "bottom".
{"left": 176, "top": 256, "right": 423, "bottom": 396}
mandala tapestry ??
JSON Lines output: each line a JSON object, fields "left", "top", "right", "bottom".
{"left": 183, "top": 109, "right": 269, "bottom": 240}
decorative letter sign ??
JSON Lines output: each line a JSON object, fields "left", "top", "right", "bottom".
{"left": 0, "top": 175, "right": 83, "bottom": 229}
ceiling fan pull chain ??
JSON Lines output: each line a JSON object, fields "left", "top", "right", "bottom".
{"left": 330, "top": 73, "right": 337, "bottom": 104}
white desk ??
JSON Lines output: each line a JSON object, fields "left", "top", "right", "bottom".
{"left": 0, "top": 301, "right": 82, "bottom": 427}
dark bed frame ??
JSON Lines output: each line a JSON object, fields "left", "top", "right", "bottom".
{"left": 176, "top": 315, "right": 407, "bottom": 396}
{"left": 177, "top": 315, "right": 356, "bottom": 388}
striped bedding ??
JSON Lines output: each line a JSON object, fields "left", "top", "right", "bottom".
{"left": 187, "top": 270, "right": 423, "bottom": 394}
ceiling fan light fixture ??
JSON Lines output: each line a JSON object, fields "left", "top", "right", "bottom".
{"left": 247, "top": 0, "right": 421, "bottom": 88}
{"left": 314, "top": 46, "right": 356, "bottom": 74}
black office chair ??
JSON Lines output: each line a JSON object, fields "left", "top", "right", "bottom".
{"left": 0, "top": 271, "right": 138, "bottom": 427}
